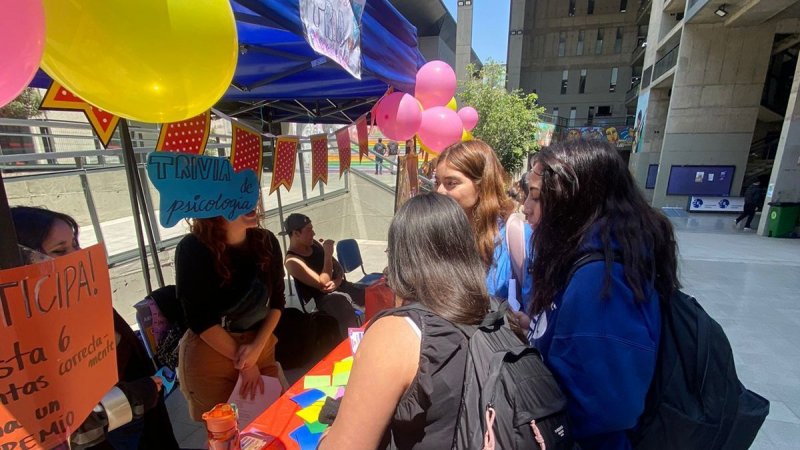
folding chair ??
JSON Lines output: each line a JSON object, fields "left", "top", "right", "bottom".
{"left": 335, "top": 239, "right": 383, "bottom": 288}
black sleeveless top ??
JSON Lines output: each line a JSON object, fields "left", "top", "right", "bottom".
{"left": 380, "top": 308, "right": 468, "bottom": 449}
{"left": 286, "top": 242, "right": 326, "bottom": 302}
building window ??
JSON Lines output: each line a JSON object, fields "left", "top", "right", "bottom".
{"left": 552, "top": 107, "right": 559, "bottom": 118}
{"left": 620, "top": 0, "right": 628, "bottom": 12}
{"left": 577, "top": 30, "right": 585, "bottom": 55}
{"left": 579, "top": 69, "right": 587, "bottom": 94}
{"left": 561, "top": 70, "right": 569, "bottom": 94}
{"left": 610, "top": 67, "right": 618, "bottom": 92}
{"left": 569, "top": 0, "right": 576, "bottom": 16}
{"left": 614, "top": 27, "right": 623, "bottom": 53}
{"left": 597, "top": 105, "right": 612, "bottom": 116}
{"left": 558, "top": 31, "right": 566, "bottom": 57}
{"left": 595, "top": 29, "right": 604, "bottom": 54}
{"left": 588, "top": 0, "right": 595, "bottom": 15}
{"left": 569, "top": 107, "right": 577, "bottom": 126}
{"left": 588, "top": 106, "right": 595, "bottom": 125}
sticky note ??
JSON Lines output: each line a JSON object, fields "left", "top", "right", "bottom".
{"left": 332, "top": 370, "right": 350, "bottom": 386}
{"left": 305, "top": 420, "right": 328, "bottom": 434}
{"left": 289, "top": 424, "right": 322, "bottom": 450}
{"left": 333, "top": 359, "right": 353, "bottom": 375}
{"left": 295, "top": 402, "right": 324, "bottom": 423}
{"left": 335, "top": 387, "right": 345, "bottom": 399}
{"left": 291, "top": 389, "right": 325, "bottom": 408}
{"left": 318, "top": 386, "right": 340, "bottom": 398}
{"left": 303, "top": 375, "right": 331, "bottom": 389}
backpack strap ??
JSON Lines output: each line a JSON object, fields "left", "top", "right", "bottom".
{"left": 505, "top": 213, "right": 527, "bottom": 286}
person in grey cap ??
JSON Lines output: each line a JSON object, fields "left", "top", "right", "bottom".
{"left": 282, "top": 213, "right": 362, "bottom": 338}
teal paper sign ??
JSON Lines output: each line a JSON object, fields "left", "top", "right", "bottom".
{"left": 147, "top": 153, "right": 259, "bottom": 227}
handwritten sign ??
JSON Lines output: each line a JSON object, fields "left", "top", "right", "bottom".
{"left": 299, "top": 0, "right": 364, "bottom": 79}
{"left": 147, "top": 153, "right": 260, "bottom": 227}
{"left": 0, "top": 245, "right": 117, "bottom": 450}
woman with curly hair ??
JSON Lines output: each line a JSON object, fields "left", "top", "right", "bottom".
{"left": 176, "top": 209, "right": 286, "bottom": 421}
{"left": 435, "top": 140, "right": 533, "bottom": 308}
{"left": 524, "top": 140, "right": 679, "bottom": 449}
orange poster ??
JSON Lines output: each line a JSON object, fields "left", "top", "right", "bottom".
{"left": 0, "top": 245, "right": 117, "bottom": 450}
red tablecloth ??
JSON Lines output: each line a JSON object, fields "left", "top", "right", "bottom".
{"left": 243, "top": 340, "right": 353, "bottom": 450}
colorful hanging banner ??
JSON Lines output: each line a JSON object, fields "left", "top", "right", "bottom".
{"left": 231, "top": 123, "right": 264, "bottom": 182}
{"left": 156, "top": 111, "right": 211, "bottom": 154}
{"left": 270, "top": 136, "right": 299, "bottom": 194}
{"left": 336, "top": 127, "right": 352, "bottom": 178}
{"left": 299, "top": 0, "right": 364, "bottom": 79}
{"left": 0, "top": 245, "right": 117, "bottom": 450}
{"left": 356, "top": 116, "right": 368, "bottom": 161}
{"left": 40, "top": 81, "right": 120, "bottom": 148}
{"left": 310, "top": 134, "right": 329, "bottom": 188}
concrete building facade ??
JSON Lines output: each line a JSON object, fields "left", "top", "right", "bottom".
{"left": 508, "top": 0, "right": 639, "bottom": 129}
{"left": 626, "top": 0, "right": 800, "bottom": 236}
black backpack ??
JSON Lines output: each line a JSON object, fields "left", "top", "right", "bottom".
{"left": 570, "top": 253, "right": 769, "bottom": 450}
{"left": 376, "top": 302, "right": 574, "bottom": 450}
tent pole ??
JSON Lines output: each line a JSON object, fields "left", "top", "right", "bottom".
{"left": 128, "top": 145, "right": 165, "bottom": 288}
{"left": 275, "top": 185, "right": 292, "bottom": 297}
{"left": 119, "top": 119, "right": 153, "bottom": 294}
{"left": 0, "top": 172, "right": 22, "bottom": 269}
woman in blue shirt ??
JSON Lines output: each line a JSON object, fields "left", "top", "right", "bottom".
{"left": 523, "top": 140, "right": 680, "bottom": 450}
{"left": 435, "top": 140, "right": 533, "bottom": 309}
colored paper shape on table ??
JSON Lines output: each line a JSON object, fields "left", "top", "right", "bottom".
{"left": 306, "top": 420, "right": 328, "bottom": 434}
{"left": 289, "top": 424, "right": 323, "bottom": 450}
{"left": 228, "top": 375, "right": 282, "bottom": 429}
{"left": 304, "top": 374, "right": 332, "bottom": 389}
{"left": 296, "top": 402, "right": 324, "bottom": 423}
{"left": 332, "top": 370, "right": 351, "bottom": 386}
{"left": 318, "top": 386, "right": 341, "bottom": 398}
{"left": 333, "top": 359, "right": 353, "bottom": 374}
{"left": 349, "top": 327, "right": 365, "bottom": 353}
{"left": 291, "top": 389, "right": 326, "bottom": 408}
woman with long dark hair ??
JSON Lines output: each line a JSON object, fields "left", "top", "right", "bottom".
{"left": 318, "top": 193, "right": 489, "bottom": 449}
{"left": 523, "top": 140, "right": 679, "bottom": 450}
{"left": 435, "top": 140, "right": 533, "bottom": 308}
{"left": 175, "top": 210, "right": 286, "bottom": 421}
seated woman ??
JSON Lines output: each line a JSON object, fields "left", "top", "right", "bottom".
{"left": 10, "top": 206, "right": 179, "bottom": 450}
{"left": 318, "top": 193, "right": 489, "bottom": 449}
{"left": 175, "top": 210, "right": 287, "bottom": 421}
{"left": 524, "top": 140, "right": 677, "bottom": 449}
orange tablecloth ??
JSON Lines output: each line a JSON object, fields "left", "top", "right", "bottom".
{"left": 244, "top": 340, "right": 353, "bottom": 450}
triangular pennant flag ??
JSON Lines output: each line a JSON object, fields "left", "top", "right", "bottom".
{"left": 270, "top": 136, "right": 299, "bottom": 194}
{"left": 231, "top": 123, "right": 264, "bottom": 182}
{"left": 356, "top": 116, "right": 368, "bottom": 162}
{"left": 336, "top": 127, "right": 352, "bottom": 178}
{"left": 310, "top": 134, "right": 329, "bottom": 189}
{"left": 156, "top": 111, "right": 211, "bottom": 154}
{"left": 40, "top": 81, "right": 120, "bottom": 148}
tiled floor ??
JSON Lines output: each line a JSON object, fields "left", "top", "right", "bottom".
{"left": 162, "top": 214, "right": 799, "bottom": 449}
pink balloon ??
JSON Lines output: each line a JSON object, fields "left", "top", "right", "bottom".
{"left": 376, "top": 92, "right": 422, "bottom": 141}
{"left": 458, "top": 106, "right": 480, "bottom": 132}
{"left": 418, "top": 106, "right": 464, "bottom": 153}
{"left": 0, "top": 0, "right": 45, "bottom": 107}
{"left": 415, "top": 61, "right": 457, "bottom": 109}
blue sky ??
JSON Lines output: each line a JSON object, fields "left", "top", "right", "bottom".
{"left": 442, "top": 0, "right": 510, "bottom": 63}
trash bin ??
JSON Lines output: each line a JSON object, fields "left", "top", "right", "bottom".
{"left": 767, "top": 202, "right": 800, "bottom": 237}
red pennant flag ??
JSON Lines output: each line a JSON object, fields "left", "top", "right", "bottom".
{"left": 156, "top": 111, "right": 210, "bottom": 154}
{"left": 336, "top": 127, "right": 352, "bottom": 178}
{"left": 356, "top": 116, "right": 369, "bottom": 162}
{"left": 310, "top": 134, "right": 329, "bottom": 188}
{"left": 231, "top": 123, "right": 264, "bottom": 181}
{"left": 40, "top": 81, "right": 120, "bottom": 148}
{"left": 270, "top": 136, "right": 299, "bottom": 194}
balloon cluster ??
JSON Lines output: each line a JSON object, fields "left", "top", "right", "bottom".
{"left": 375, "top": 61, "right": 479, "bottom": 154}
{"left": 0, "top": 0, "right": 238, "bottom": 123}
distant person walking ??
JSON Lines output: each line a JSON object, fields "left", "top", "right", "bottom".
{"left": 386, "top": 140, "right": 399, "bottom": 174}
{"left": 735, "top": 180, "right": 765, "bottom": 230}
{"left": 373, "top": 138, "right": 386, "bottom": 175}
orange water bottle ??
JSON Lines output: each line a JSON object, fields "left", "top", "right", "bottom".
{"left": 202, "top": 403, "right": 241, "bottom": 450}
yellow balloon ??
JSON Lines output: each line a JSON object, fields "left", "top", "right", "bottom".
{"left": 446, "top": 97, "right": 458, "bottom": 111}
{"left": 461, "top": 129, "right": 473, "bottom": 141}
{"left": 41, "top": 0, "right": 238, "bottom": 123}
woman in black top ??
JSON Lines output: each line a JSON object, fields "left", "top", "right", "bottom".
{"left": 175, "top": 210, "right": 286, "bottom": 421}
{"left": 319, "top": 194, "right": 490, "bottom": 449}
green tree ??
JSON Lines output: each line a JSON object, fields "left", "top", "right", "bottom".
{"left": 0, "top": 88, "right": 42, "bottom": 119}
{"left": 457, "top": 62, "right": 544, "bottom": 175}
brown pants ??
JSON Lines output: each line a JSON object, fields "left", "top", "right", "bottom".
{"left": 178, "top": 329, "right": 284, "bottom": 421}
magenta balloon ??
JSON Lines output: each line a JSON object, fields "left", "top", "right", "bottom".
{"left": 376, "top": 92, "right": 422, "bottom": 141}
{"left": 0, "top": 0, "right": 45, "bottom": 107}
{"left": 414, "top": 61, "right": 457, "bottom": 109}
{"left": 458, "top": 106, "right": 480, "bottom": 132}
{"left": 418, "top": 106, "right": 464, "bottom": 152}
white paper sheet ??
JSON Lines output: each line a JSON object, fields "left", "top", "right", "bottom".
{"left": 227, "top": 375, "right": 282, "bottom": 429}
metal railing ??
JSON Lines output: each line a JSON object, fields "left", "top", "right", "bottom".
{"left": 653, "top": 45, "right": 680, "bottom": 81}
{"left": 626, "top": 81, "right": 641, "bottom": 104}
